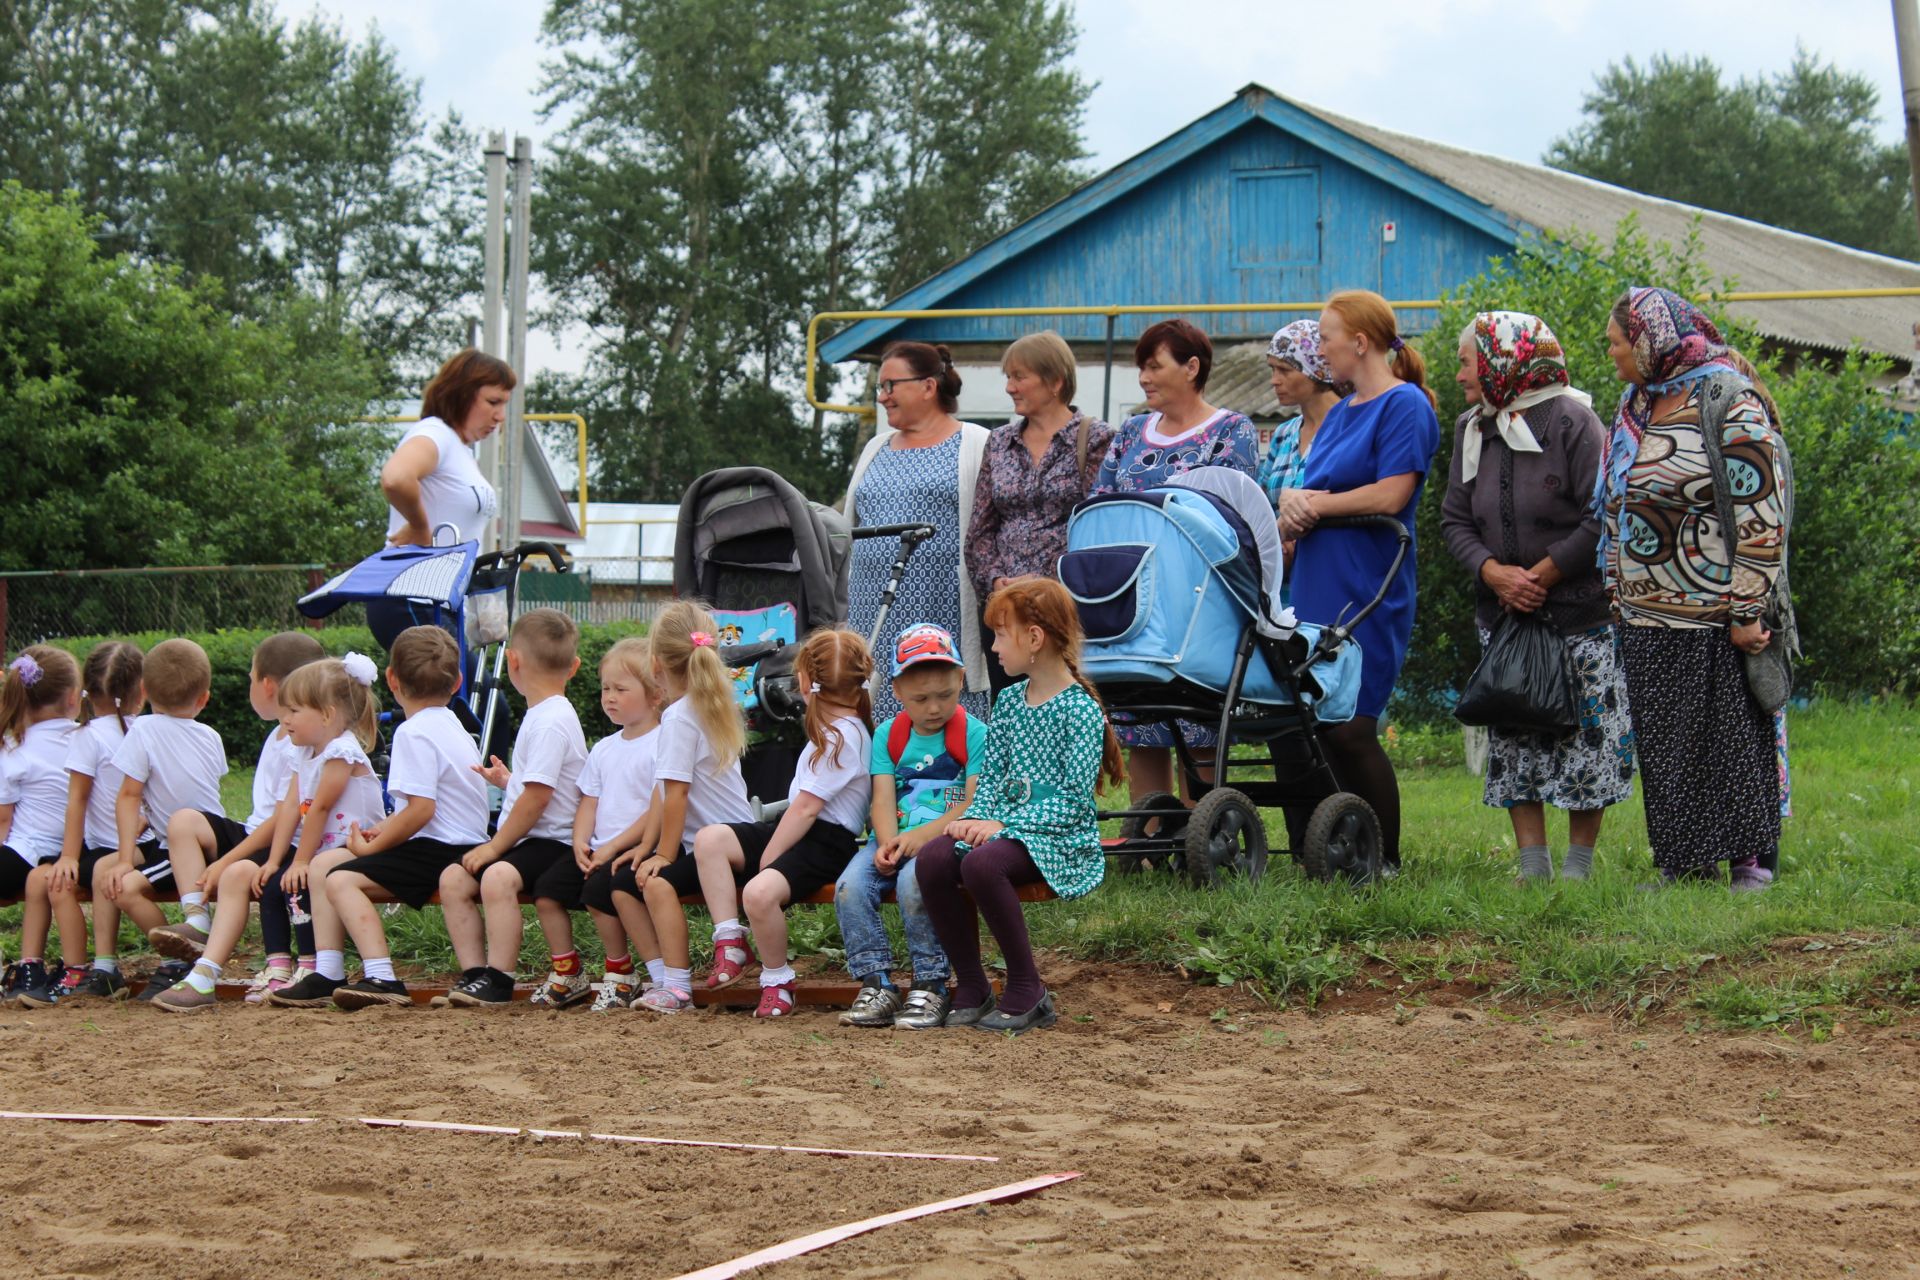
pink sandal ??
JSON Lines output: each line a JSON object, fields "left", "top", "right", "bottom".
{"left": 753, "top": 982, "right": 796, "bottom": 1018}
{"left": 706, "top": 934, "right": 754, "bottom": 989}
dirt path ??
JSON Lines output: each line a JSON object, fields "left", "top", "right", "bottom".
{"left": 3, "top": 960, "right": 1917, "bottom": 1278}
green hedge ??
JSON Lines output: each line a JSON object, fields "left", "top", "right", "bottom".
{"left": 46, "top": 620, "right": 649, "bottom": 764}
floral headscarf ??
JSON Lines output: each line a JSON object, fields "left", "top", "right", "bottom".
{"left": 1592, "top": 286, "right": 1744, "bottom": 568}
{"left": 1266, "top": 320, "right": 1352, "bottom": 395}
{"left": 1458, "top": 310, "right": 1591, "bottom": 482}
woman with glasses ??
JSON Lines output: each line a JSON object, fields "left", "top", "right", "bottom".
{"left": 843, "top": 341, "right": 993, "bottom": 720}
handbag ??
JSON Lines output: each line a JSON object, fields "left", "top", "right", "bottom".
{"left": 1694, "top": 374, "right": 1798, "bottom": 714}
{"left": 1454, "top": 609, "right": 1578, "bottom": 733}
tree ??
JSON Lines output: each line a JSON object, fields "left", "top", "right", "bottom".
{"left": 0, "top": 182, "right": 390, "bottom": 571}
{"left": 1397, "top": 218, "right": 1920, "bottom": 719}
{"left": 1546, "top": 51, "right": 1919, "bottom": 262}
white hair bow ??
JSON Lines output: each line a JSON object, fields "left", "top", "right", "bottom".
{"left": 341, "top": 652, "right": 379, "bottom": 687}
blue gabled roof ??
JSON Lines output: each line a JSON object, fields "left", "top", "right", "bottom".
{"left": 820, "top": 84, "right": 1526, "bottom": 363}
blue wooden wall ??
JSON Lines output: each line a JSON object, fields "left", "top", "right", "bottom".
{"left": 873, "top": 120, "right": 1511, "bottom": 350}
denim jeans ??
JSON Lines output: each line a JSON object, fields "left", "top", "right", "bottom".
{"left": 834, "top": 842, "right": 949, "bottom": 983}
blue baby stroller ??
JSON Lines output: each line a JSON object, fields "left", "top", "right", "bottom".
{"left": 1058, "top": 469, "right": 1408, "bottom": 884}
{"left": 297, "top": 530, "right": 572, "bottom": 761}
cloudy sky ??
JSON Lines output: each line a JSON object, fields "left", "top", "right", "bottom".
{"left": 299, "top": 0, "right": 1911, "bottom": 374}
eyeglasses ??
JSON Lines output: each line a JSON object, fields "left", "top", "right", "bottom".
{"left": 877, "top": 375, "right": 934, "bottom": 397}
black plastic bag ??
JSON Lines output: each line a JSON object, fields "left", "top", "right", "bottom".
{"left": 1454, "top": 611, "right": 1577, "bottom": 733}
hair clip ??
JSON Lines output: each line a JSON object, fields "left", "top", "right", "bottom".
{"left": 690, "top": 631, "right": 715, "bottom": 648}
{"left": 1389, "top": 336, "right": 1405, "bottom": 352}
{"left": 808, "top": 682, "right": 822, "bottom": 695}
{"left": 341, "top": 652, "right": 378, "bottom": 687}
{"left": 8, "top": 654, "right": 42, "bottom": 687}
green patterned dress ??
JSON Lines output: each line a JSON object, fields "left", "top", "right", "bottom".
{"left": 960, "top": 681, "right": 1107, "bottom": 899}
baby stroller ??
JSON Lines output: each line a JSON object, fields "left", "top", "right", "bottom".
{"left": 297, "top": 528, "right": 572, "bottom": 763}
{"left": 675, "top": 467, "right": 931, "bottom": 804}
{"left": 1058, "top": 468, "right": 1408, "bottom": 885}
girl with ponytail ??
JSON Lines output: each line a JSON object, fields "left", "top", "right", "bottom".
{"left": 0, "top": 647, "right": 81, "bottom": 1001}
{"left": 1274, "top": 288, "right": 1442, "bottom": 874}
{"left": 913, "top": 578, "right": 1121, "bottom": 1035}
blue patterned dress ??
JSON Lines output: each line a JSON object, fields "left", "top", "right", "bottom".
{"left": 849, "top": 433, "right": 990, "bottom": 722}
{"left": 1090, "top": 409, "right": 1260, "bottom": 747}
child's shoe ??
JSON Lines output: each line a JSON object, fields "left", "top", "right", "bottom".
{"left": 442, "top": 967, "right": 514, "bottom": 1008}
{"left": 530, "top": 969, "right": 593, "bottom": 1009}
{"left": 705, "top": 933, "right": 754, "bottom": 989}
{"left": 1729, "top": 864, "right": 1775, "bottom": 893}
{"left": 266, "top": 968, "right": 344, "bottom": 1008}
{"left": 147, "top": 921, "right": 211, "bottom": 960}
{"left": 333, "top": 977, "right": 412, "bottom": 1010}
{"left": 588, "top": 975, "right": 636, "bottom": 1012}
{"left": 839, "top": 981, "right": 901, "bottom": 1028}
{"left": 753, "top": 982, "right": 796, "bottom": 1019}
{"left": 17, "top": 964, "right": 86, "bottom": 1009}
{"left": 892, "top": 982, "right": 952, "bottom": 1031}
{"left": 151, "top": 981, "right": 219, "bottom": 1014}
{"left": 244, "top": 964, "right": 295, "bottom": 1005}
{"left": 632, "top": 985, "right": 693, "bottom": 1016}
{"left": 6, "top": 960, "right": 50, "bottom": 1004}
{"left": 70, "top": 968, "right": 130, "bottom": 1001}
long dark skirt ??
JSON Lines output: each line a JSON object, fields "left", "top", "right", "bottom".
{"left": 1618, "top": 625, "right": 1780, "bottom": 876}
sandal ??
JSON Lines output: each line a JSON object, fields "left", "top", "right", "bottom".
{"left": 753, "top": 982, "right": 796, "bottom": 1019}
{"left": 705, "top": 934, "right": 755, "bottom": 989}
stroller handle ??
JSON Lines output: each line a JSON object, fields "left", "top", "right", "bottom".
{"left": 851, "top": 523, "right": 935, "bottom": 544}
{"left": 1301, "top": 515, "right": 1412, "bottom": 663}
{"left": 475, "top": 541, "right": 573, "bottom": 574}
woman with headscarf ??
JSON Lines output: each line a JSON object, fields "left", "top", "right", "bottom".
{"left": 1441, "top": 311, "right": 1634, "bottom": 882}
{"left": 1596, "top": 287, "right": 1788, "bottom": 890}
{"left": 1258, "top": 320, "right": 1349, "bottom": 600}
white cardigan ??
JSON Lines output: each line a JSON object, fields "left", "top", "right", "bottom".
{"left": 843, "top": 422, "right": 992, "bottom": 693}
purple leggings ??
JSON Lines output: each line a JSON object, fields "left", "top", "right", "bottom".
{"left": 914, "top": 836, "right": 1046, "bottom": 1016}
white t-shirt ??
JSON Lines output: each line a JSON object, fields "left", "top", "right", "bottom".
{"left": 67, "top": 716, "right": 147, "bottom": 851}
{"left": 791, "top": 715, "right": 873, "bottom": 834}
{"left": 1, "top": 718, "right": 79, "bottom": 862}
{"left": 384, "top": 417, "right": 498, "bottom": 546}
{"left": 580, "top": 728, "right": 659, "bottom": 850}
{"left": 500, "top": 696, "right": 588, "bottom": 843}
{"left": 297, "top": 732, "right": 387, "bottom": 855}
{"left": 112, "top": 715, "right": 227, "bottom": 850}
{"left": 385, "top": 706, "right": 489, "bottom": 846}
{"left": 249, "top": 725, "right": 307, "bottom": 834}
{"left": 653, "top": 698, "right": 752, "bottom": 851}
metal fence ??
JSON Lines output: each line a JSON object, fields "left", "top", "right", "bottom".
{"left": 0, "top": 564, "right": 363, "bottom": 650}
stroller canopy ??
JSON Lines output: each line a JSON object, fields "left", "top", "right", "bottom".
{"left": 298, "top": 541, "right": 479, "bottom": 619}
{"left": 674, "top": 468, "right": 851, "bottom": 630}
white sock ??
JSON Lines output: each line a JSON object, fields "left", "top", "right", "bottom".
{"left": 181, "top": 891, "right": 210, "bottom": 932}
{"left": 759, "top": 964, "right": 795, "bottom": 987}
{"left": 185, "top": 958, "right": 221, "bottom": 994}
{"left": 362, "top": 956, "right": 396, "bottom": 982}
{"left": 645, "top": 958, "right": 667, "bottom": 985}
{"left": 713, "top": 918, "right": 743, "bottom": 940}
{"left": 662, "top": 966, "right": 692, "bottom": 994}
{"left": 92, "top": 956, "right": 119, "bottom": 975}
{"left": 315, "top": 949, "right": 347, "bottom": 981}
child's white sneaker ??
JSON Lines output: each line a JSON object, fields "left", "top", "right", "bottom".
{"left": 588, "top": 975, "right": 636, "bottom": 1012}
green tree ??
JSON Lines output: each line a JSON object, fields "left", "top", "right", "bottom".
{"left": 1546, "top": 51, "right": 1919, "bottom": 262}
{"left": 1401, "top": 217, "right": 1920, "bottom": 718}
{"left": 0, "top": 182, "right": 389, "bottom": 571}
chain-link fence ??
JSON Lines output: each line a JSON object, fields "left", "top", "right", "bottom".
{"left": 532, "top": 557, "right": 673, "bottom": 627}
{"left": 0, "top": 565, "right": 365, "bottom": 649}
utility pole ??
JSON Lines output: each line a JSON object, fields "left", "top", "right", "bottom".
{"left": 502, "top": 135, "right": 533, "bottom": 551}
{"left": 480, "top": 132, "right": 508, "bottom": 548}
{"left": 1897, "top": 0, "right": 1920, "bottom": 250}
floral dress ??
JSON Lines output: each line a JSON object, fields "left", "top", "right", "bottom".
{"left": 964, "top": 411, "right": 1114, "bottom": 601}
{"left": 960, "top": 681, "right": 1107, "bottom": 899}
{"left": 849, "top": 432, "right": 989, "bottom": 722}
{"left": 1090, "top": 409, "right": 1259, "bottom": 748}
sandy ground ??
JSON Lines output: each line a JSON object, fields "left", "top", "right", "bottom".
{"left": 3, "top": 959, "right": 1919, "bottom": 1279}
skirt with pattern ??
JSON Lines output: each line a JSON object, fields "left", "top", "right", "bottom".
{"left": 1480, "top": 623, "right": 1636, "bottom": 812}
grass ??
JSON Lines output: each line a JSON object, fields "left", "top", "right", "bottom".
{"left": 5, "top": 703, "right": 1916, "bottom": 1029}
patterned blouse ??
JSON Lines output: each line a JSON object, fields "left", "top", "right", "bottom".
{"left": 1090, "top": 410, "right": 1259, "bottom": 497}
{"left": 1254, "top": 414, "right": 1309, "bottom": 506}
{"left": 965, "top": 411, "right": 1114, "bottom": 601}
{"left": 961, "top": 681, "right": 1108, "bottom": 899}
{"left": 1607, "top": 384, "right": 1785, "bottom": 629}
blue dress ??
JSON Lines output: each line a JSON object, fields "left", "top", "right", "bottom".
{"left": 849, "top": 433, "right": 989, "bottom": 722}
{"left": 1290, "top": 383, "right": 1440, "bottom": 721}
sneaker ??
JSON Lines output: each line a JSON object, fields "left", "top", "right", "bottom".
{"left": 974, "top": 990, "right": 1058, "bottom": 1036}
{"left": 17, "top": 964, "right": 88, "bottom": 1009}
{"left": 6, "top": 960, "right": 49, "bottom": 1004}
{"left": 265, "top": 969, "right": 343, "bottom": 1008}
{"left": 71, "top": 969, "right": 131, "bottom": 1001}
{"left": 332, "top": 977, "right": 412, "bottom": 1010}
{"left": 147, "top": 921, "right": 211, "bottom": 961}
{"left": 529, "top": 968, "right": 593, "bottom": 1009}
{"left": 243, "top": 965, "right": 295, "bottom": 1005}
{"left": 892, "top": 982, "right": 952, "bottom": 1031}
{"left": 838, "top": 982, "right": 902, "bottom": 1028}
{"left": 632, "top": 985, "right": 693, "bottom": 1016}
{"left": 753, "top": 981, "right": 796, "bottom": 1019}
{"left": 151, "top": 981, "right": 219, "bottom": 1014}
{"left": 588, "top": 975, "right": 637, "bottom": 1013}
{"left": 443, "top": 968, "right": 513, "bottom": 1008}
{"left": 133, "top": 960, "right": 193, "bottom": 1002}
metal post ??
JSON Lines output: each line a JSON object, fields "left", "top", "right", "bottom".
{"left": 1898, "top": 0, "right": 1920, "bottom": 250}
{"left": 503, "top": 135, "right": 533, "bottom": 551}
{"left": 1101, "top": 312, "right": 1117, "bottom": 426}
{"left": 480, "top": 132, "right": 508, "bottom": 548}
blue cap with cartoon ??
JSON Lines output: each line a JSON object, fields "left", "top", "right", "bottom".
{"left": 890, "top": 623, "right": 964, "bottom": 677}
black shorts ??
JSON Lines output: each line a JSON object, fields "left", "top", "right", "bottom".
{"left": 205, "top": 812, "right": 251, "bottom": 857}
{"left": 729, "top": 819, "right": 860, "bottom": 902}
{"left": 336, "top": 839, "right": 468, "bottom": 909}
{"left": 604, "top": 847, "right": 705, "bottom": 904}
{"left": 0, "top": 847, "right": 33, "bottom": 899}
{"left": 77, "top": 841, "right": 165, "bottom": 892}
{"left": 494, "top": 838, "right": 583, "bottom": 909}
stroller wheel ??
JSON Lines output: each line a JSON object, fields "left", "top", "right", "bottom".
{"left": 1182, "top": 789, "right": 1268, "bottom": 888}
{"left": 1112, "top": 791, "right": 1188, "bottom": 876}
{"left": 1300, "top": 793, "right": 1383, "bottom": 885}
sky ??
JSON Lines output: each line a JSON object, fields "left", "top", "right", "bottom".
{"left": 299, "top": 0, "right": 1912, "bottom": 377}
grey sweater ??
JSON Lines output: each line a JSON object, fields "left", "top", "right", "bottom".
{"left": 1440, "top": 398, "right": 1611, "bottom": 636}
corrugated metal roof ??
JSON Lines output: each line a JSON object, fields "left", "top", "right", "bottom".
{"left": 1288, "top": 93, "right": 1920, "bottom": 361}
